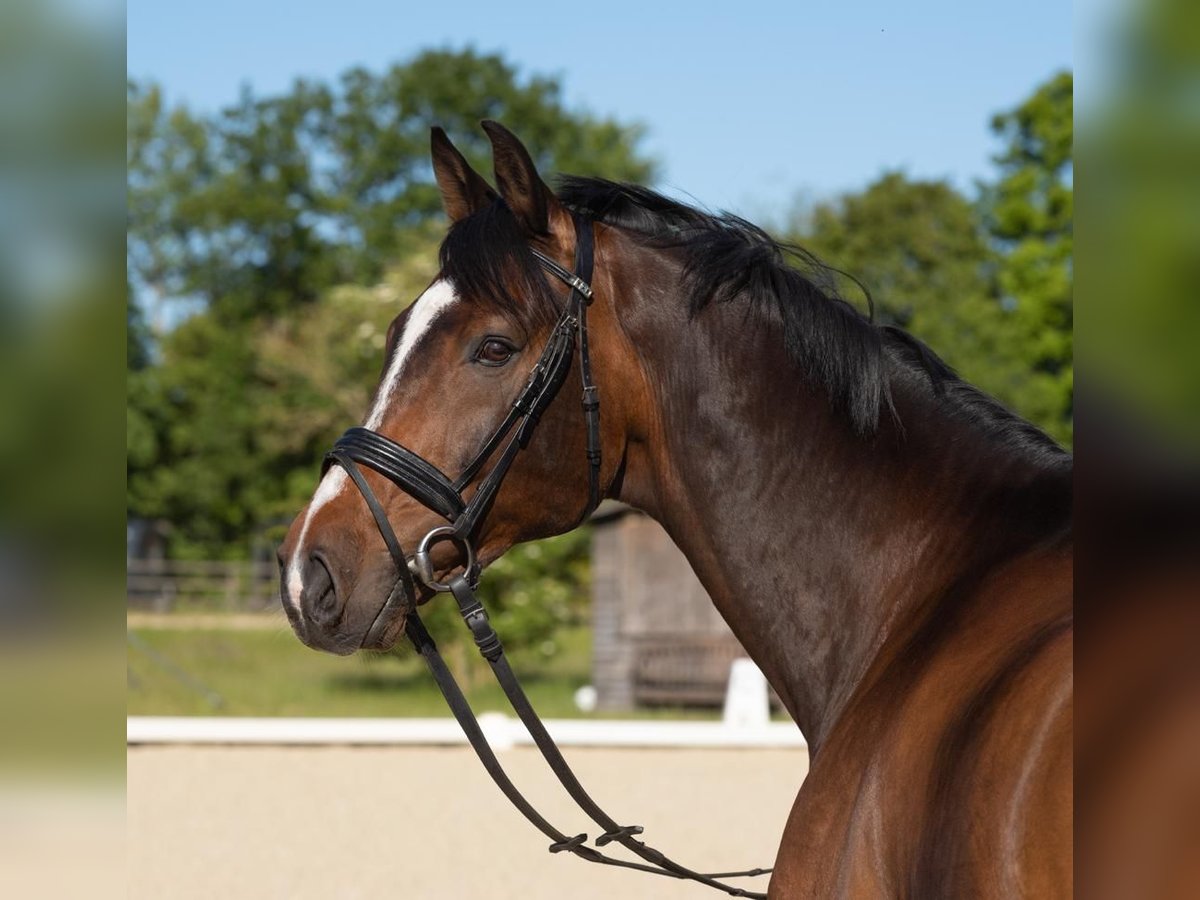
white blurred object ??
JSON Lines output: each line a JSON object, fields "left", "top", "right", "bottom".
{"left": 722, "top": 658, "right": 770, "bottom": 728}
{"left": 128, "top": 715, "right": 806, "bottom": 748}
{"left": 478, "top": 711, "right": 514, "bottom": 750}
{"left": 574, "top": 684, "right": 598, "bottom": 713}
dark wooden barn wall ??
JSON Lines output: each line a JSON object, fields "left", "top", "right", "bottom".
{"left": 591, "top": 510, "right": 742, "bottom": 710}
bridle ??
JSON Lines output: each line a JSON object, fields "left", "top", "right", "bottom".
{"left": 323, "top": 209, "right": 601, "bottom": 645}
{"left": 323, "top": 211, "right": 770, "bottom": 898}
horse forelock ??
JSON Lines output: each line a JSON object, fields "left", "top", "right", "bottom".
{"left": 437, "top": 199, "right": 559, "bottom": 333}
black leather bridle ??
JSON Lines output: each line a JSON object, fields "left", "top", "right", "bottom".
{"left": 323, "top": 211, "right": 770, "bottom": 898}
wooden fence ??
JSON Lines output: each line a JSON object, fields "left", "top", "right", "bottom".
{"left": 127, "top": 559, "right": 279, "bottom": 612}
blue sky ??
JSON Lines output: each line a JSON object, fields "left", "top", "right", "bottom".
{"left": 127, "top": 0, "right": 1070, "bottom": 221}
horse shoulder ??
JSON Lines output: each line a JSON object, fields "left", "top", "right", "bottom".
{"left": 770, "top": 544, "right": 1073, "bottom": 899}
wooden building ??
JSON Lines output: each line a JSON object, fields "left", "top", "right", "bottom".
{"left": 590, "top": 502, "right": 754, "bottom": 710}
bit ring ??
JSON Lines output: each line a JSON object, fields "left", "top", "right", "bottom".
{"left": 409, "top": 526, "right": 476, "bottom": 592}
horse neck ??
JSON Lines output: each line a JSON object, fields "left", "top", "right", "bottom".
{"left": 606, "top": 248, "right": 1071, "bottom": 750}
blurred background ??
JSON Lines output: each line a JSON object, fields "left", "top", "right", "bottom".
{"left": 3, "top": 0, "right": 1200, "bottom": 893}
{"left": 124, "top": 1, "right": 1074, "bottom": 720}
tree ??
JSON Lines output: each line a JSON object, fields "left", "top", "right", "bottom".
{"left": 252, "top": 244, "right": 444, "bottom": 537}
{"left": 981, "top": 71, "right": 1073, "bottom": 443}
{"left": 801, "top": 173, "right": 989, "bottom": 330}
{"left": 127, "top": 289, "right": 151, "bottom": 372}
{"left": 798, "top": 173, "right": 1031, "bottom": 428}
{"left": 792, "top": 73, "right": 1073, "bottom": 445}
{"left": 1083, "top": 15, "right": 1200, "bottom": 451}
{"left": 127, "top": 49, "right": 656, "bottom": 326}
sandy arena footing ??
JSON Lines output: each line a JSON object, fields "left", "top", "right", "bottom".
{"left": 128, "top": 744, "right": 808, "bottom": 899}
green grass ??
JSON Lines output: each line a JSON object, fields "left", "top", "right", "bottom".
{"left": 127, "top": 622, "right": 720, "bottom": 720}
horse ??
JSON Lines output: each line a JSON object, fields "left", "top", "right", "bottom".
{"left": 277, "top": 121, "right": 1073, "bottom": 898}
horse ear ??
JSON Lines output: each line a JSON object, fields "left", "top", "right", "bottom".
{"left": 431, "top": 126, "right": 497, "bottom": 223}
{"left": 481, "top": 120, "right": 562, "bottom": 235}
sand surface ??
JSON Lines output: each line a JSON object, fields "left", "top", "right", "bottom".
{"left": 128, "top": 744, "right": 807, "bottom": 899}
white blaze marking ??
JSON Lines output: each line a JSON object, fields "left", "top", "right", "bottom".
{"left": 365, "top": 279, "right": 459, "bottom": 429}
{"left": 284, "top": 468, "right": 347, "bottom": 611}
{"left": 285, "top": 279, "right": 458, "bottom": 610}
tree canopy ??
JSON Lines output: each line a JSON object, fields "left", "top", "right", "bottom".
{"left": 795, "top": 71, "right": 1073, "bottom": 444}
{"left": 128, "top": 48, "right": 654, "bottom": 327}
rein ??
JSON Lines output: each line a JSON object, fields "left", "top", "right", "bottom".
{"left": 323, "top": 212, "right": 771, "bottom": 898}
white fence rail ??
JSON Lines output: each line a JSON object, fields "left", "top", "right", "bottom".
{"left": 127, "top": 715, "right": 806, "bottom": 750}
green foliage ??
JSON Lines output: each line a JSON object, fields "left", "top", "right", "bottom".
{"left": 800, "top": 173, "right": 1042, "bottom": 435}
{"left": 127, "top": 292, "right": 151, "bottom": 371}
{"left": 794, "top": 72, "right": 1073, "bottom": 445}
{"left": 127, "top": 244, "right": 443, "bottom": 559}
{"left": 983, "top": 70, "right": 1073, "bottom": 443}
{"left": 127, "top": 49, "right": 656, "bottom": 326}
{"left": 1084, "top": 14, "right": 1200, "bottom": 450}
{"left": 413, "top": 528, "right": 592, "bottom": 685}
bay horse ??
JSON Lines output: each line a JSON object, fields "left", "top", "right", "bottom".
{"left": 278, "top": 122, "right": 1073, "bottom": 898}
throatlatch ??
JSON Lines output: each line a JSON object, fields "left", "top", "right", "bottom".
{"left": 323, "top": 213, "right": 770, "bottom": 898}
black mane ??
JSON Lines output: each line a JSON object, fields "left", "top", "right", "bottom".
{"left": 439, "top": 200, "right": 559, "bottom": 329}
{"left": 558, "top": 176, "right": 885, "bottom": 434}
{"left": 439, "top": 175, "right": 1068, "bottom": 462}
{"left": 557, "top": 176, "right": 1069, "bottom": 461}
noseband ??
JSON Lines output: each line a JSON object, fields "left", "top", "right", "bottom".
{"left": 322, "top": 212, "right": 769, "bottom": 898}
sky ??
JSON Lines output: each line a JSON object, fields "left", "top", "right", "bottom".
{"left": 127, "top": 0, "right": 1071, "bottom": 222}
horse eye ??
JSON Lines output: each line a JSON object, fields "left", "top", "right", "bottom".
{"left": 476, "top": 338, "right": 515, "bottom": 366}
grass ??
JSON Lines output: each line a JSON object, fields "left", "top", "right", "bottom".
{"left": 127, "top": 618, "right": 721, "bottom": 720}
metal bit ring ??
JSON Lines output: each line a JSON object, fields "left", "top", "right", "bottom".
{"left": 409, "top": 526, "right": 476, "bottom": 592}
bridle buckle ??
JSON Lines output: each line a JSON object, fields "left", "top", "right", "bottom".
{"left": 566, "top": 274, "right": 593, "bottom": 300}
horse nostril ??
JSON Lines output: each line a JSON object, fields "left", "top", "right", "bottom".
{"left": 301, "top": 551, "right": 340, "bottom": 626}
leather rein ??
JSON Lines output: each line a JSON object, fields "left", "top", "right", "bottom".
{"left": 323, "top": 211, "right": 770, "bottom": 898}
